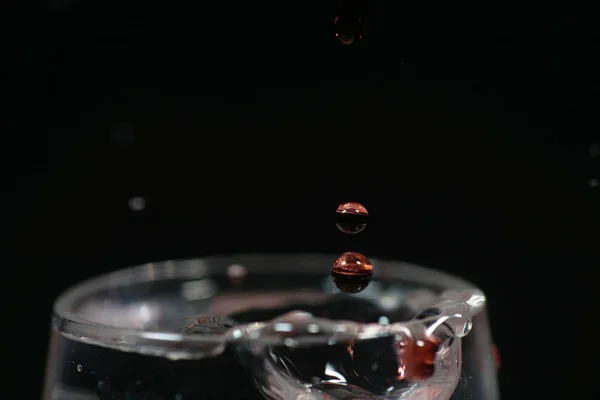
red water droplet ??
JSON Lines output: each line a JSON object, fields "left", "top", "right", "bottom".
{"left": 331, "top": 270, "right": 373, "bottom": 294}
{"left": 332, "top": 252, "right": 373, "bottom": 275}
{"left": 336, "top": 202, "right": 368, "bottom": 215}
{"left": 333, "top": 0, "right": 369, "bottom": 45}
{"left": 335, "top": 202, "right": 368, "bottom": 234}
{"left": 331, "top": 252, "right": 373, "bottom": 293}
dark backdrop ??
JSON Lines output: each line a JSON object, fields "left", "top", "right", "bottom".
{"left": 3, "top": 0, "right": 599, "bottom": 399}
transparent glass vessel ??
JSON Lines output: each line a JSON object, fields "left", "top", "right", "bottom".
{"left": 44, "top": 254, "right": 500, "bottom": 399}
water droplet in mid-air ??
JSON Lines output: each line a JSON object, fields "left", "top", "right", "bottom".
{"left": 227, "top": 264, "right": 247, "bottom": 284}
{"left": 335, "top": 202, "right": 368, "bottom": 234}
{"left": 128, "top": 196, "right": 146, "bottom": 211}
{"left": 331, "top": 252, "right": 373, "bottom": 293}
{"left": 76, "top": 364, "right": 83, "bottom": 372}
{"left": 332, "top": 252, "right": 373, "bottom": 275}
{"left": 334, "top": 0, "right": 368, "bottom": 45}
{"left": 331, "top": 270, "right": 373, "bottom": 293}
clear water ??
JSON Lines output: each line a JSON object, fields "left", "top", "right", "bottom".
{"left": 46, "top": 282, "right": 486, "bottom": 400}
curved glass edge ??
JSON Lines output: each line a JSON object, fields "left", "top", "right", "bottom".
{"left": 52, "top": 254, "right": 486, "bottom": 356}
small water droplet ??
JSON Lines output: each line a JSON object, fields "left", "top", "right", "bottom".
{"left": 335, "top": 202, "right": 368, "bottom": 234}
{"left": 332, "top": 252, "right": 373, "bottom": 275}
{"left": 461, "top": 319, "right": 473, "bottom": 336}
{"left": 589, "top": 179, "right": 598, "bottom": 188}
{"left": 331, "top": 252, "right": 373, "bottom": 293}
{"left": 333, "top": 1, "right": 368, "bottom": 45}
{"left": 175, "top": 393, "right": 183, "bottom": 400}
{"left": 76, "top": 364, "right": 83, "bottom": 372}
{"left": 227, "top": 264, "right": 247, "bottom": 283}
{"left": 128, "top": 197, "right": 146, "bottom": 211}
{"left": 331, "top": 272, "right": 373, "bottom": 293}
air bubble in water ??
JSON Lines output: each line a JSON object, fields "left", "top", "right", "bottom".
{"left": 335, "top": 202, "right": 368, "bottom": 234}
{"left": 331, "top": 252, "right": 373, "bottom": 293}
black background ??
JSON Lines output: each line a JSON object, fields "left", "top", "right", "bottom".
{"left": 3, "top": 0, "right": 599, "bottom": 399}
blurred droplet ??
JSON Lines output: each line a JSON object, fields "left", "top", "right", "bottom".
{"left": 589, "top": 179, "right": 599, "bottom": 188}
{"left": 333, "top": 1, "right": 369, "bottom": 45}
{"left": 227, "top": 264, "right": 247, "bottom": 284}
{"left": 590, "top": 143, "right": 599, "bottom": 157}
{"left": 111, "top": 122, "right": 136, "bottom": 146}
{"left": 181, "top": 279, "right": 218, "bottom": 301}
{"left": 128, "top": 197, "right": 146, "bottom": 211}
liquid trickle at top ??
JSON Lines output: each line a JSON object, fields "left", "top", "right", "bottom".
{"left": 331, "top": 252, "right": 373, "bottom": 293}
{"left": 335, "top": 201, "right": 368, "bottom": 234}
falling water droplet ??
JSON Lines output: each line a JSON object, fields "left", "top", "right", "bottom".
{"left": 331, "top": 252, "right": 373, "bottom": 293}
{"left": 128, "top": 197, "right": 146, "bottom": 211}
{"left": 334, "top": 0, "right": 369, "bottom": 45}
{"left": 335, "top": 202, "right": 368, "bottom": 234}
{"left": 76, "top": 364, "right": 83, "bottom": 372}
{"left": 227, "top": 264, "right": 247, "bottom": 284}
{"left": 332, "top": 252, "right": 373, "bottom": 275}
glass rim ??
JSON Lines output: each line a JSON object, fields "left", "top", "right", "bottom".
{"left": 52, "top": 253, "right": 486, "bottom": 358}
